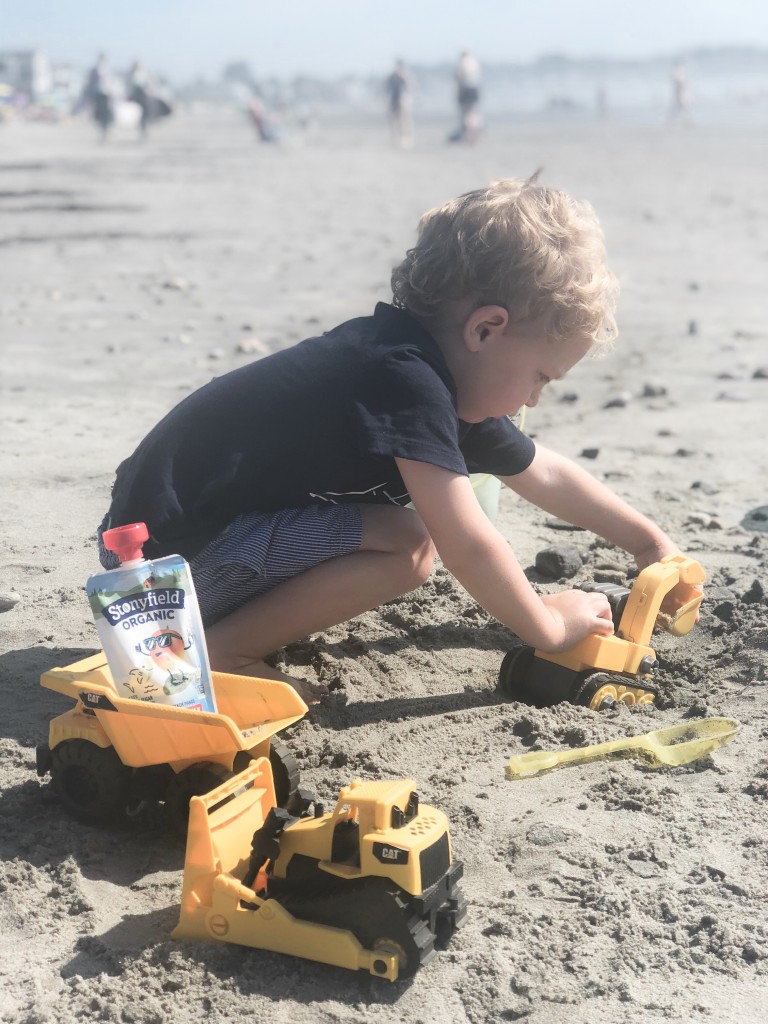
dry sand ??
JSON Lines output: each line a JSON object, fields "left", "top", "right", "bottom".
{"left": 1, "top": 108, "right": 767, "bottom": 1023}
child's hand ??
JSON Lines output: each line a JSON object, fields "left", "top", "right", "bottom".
{"left": 539, "top": 590, "right": 614, "bottom": 652}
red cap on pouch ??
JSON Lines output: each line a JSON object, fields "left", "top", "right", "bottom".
{"left": 102, "top": 522, "right": 149, "bottom": 564}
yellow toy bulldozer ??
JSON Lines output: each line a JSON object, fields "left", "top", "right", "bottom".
{"left": 174, "top": 766, "right": 466, "bottom": 981}
{"left": 498, "top": 554, "right": 706, "bottom": 710}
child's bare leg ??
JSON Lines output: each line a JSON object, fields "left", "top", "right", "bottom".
{"left": 205, "top": 505, "right": 435, "bottom": 704}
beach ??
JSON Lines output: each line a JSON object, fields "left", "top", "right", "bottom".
{"left": 1, "top": 107, "right": 767, "bottom": 1023}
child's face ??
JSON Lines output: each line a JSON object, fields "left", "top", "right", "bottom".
{"left": 459, "top": 324, "right": 593, "bottom": 422}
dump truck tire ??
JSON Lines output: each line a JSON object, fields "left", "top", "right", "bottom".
{"left": 269, "top": 738, "right": 300, "bottom": 809}
{"left": 49, "top": 739, "right": 131, "bottom": 825}
{"left": 164, "top": 763, "right": 233, "bottom": 835}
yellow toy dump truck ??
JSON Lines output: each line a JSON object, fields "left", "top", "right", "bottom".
{"left": 498, "top": 554, "right": 706, "bottom": 711}
{"left": 174, "top": 763, "right": 466, "bottom": 981}
{"left": 36, "top": 651, "right": 306, "bottom": 829}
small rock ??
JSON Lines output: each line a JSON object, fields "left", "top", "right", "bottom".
{"left": 742, "top": 580, "right": 765, "bottom": 605}
{"left": 685, "top": 513, "right": 723, "bottom": 530}
{"left": 545, "top": 518, "right": 585, "bottom": 532}
{"left": 162, "top": 277, "right": 189, "bottom": 291}
{"left": 580, "top": 448, "right": 600, "bottom": 459}
{"left": 0, "top": 591, "right": 22, "bottom": 613}
{"left": 527, "top": 823, "right": 571, "bottom": 847}
{"left": 603, "top": 391, "right": 632, "bottom": 409}
{"left": 558, "top": 392, "right": 579, "bottom": 403}
{"left": 708, "top": 587, "right": 736, "bottom": 622}
{"left": 688, "top": 319, "right": 699, "bottom": 335}
{"left": 236, "top": 337, "right": 263, "bottom": 354}
{"left": 535, "top": 545, "right": 583, "bottom": 580}
{"left": 594, "top": 559, "right": 626, "bottom": 573}
{"left": 207, "top": 348, "right": 225, "bottom": 360}
{"left": 691, "top": 480, "right": 720, "bottom": 496}
{"left": 752, "top": 367, "right": 768, "bottom": 380}
{"left": 742, "top": 506, "right": 768, "bottom": 533}
{"left": 641, "top": 383, "right": 668, "bottom": 398}
{"left": 593, "top": 570, "right": 626, "bottom": 585}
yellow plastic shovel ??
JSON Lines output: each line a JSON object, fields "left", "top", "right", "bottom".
{"left": 505, "top": 717, "right": 739, "bottom": 780}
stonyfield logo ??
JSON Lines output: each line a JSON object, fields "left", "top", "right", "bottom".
{"left": 102, "top": 587, "right": 185, "bottom": 626}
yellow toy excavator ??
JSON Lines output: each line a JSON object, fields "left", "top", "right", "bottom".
{"left": 498, "top": 554, "right": 706, "bottom": 710}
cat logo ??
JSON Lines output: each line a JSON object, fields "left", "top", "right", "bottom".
{"left": 372, "top": 842, "right": 409, "bottom": 866}
{"left": 78, "top": 691, "right": 118, "bottom": 713}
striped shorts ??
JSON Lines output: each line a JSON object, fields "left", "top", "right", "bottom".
{"left": 190, "top": 505, "right": 363, "bottom": 626}
{"left": 97, "top": 505, "right": 363, "bottom": 628}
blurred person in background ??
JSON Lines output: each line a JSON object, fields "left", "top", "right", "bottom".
{"left": 449, "top": 49, "right": 481, "bottom": 143}
{"left": 74, "top": 53, "right": 114, "bottom": 140}
{"left": 386, "top": 59, "right": 414, "bottom": 148}
{"left": 127, "top": 60, "right": 173, "bottom": 140}
{"left": 669, "top": 62, "right": 691, "bottom": 123}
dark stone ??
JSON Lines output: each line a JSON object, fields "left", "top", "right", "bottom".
{"left": 708, "top": 587, "right": 737, "bottom": 622}
{"left": 545, "top": 517, "right": 585, "bottom": 532}
{"left": 580, "top": 448, "right": 600, "bottom": 460}
{"left": 535, "top": 545, "right": 583, "bottom": 580}
{"left": 742, "top": 580, "right": 765, "bottom": 605}
{"left": 642, "top": 383, "right": 668, "bottom": 398}
{"left": 741, "top": 506, "right": 768, "bottom": 533}
{"left": 691, "top": 480, "right": 720, "bottom": 496}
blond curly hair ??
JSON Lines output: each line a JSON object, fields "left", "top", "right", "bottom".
{"left": 391, "top": 177, "right": 618, "bottom": 346}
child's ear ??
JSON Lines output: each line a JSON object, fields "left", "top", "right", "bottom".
{"left": 463, "top": 305, "right": 509, "bottom": 352}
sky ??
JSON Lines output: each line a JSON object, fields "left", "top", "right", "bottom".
{"left": 3, "top": 0, "right": 768, "bottom": 82}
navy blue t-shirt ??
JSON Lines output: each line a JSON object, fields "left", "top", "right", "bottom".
{"left": 104, "top": 303, "right": 535, "bottom": 559}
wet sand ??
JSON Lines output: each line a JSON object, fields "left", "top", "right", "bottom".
{"left": 1, "top": 108, "right": 768, "bottom": 1023}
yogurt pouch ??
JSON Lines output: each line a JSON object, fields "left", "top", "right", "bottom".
{"left": 87, "top": 523, "right": 217, "bottom": 713}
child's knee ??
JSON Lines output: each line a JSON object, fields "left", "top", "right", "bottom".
{"left": 398, "top": 515, "right": 436, "bottom": 584}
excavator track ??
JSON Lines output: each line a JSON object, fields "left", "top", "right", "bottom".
{"left": 572, "top": 672, "right": 658, "bottom": 711}
{"left": 267, "top": 877, "right": 456, "bottom": 979}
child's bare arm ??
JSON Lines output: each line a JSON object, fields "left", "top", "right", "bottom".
{"left": 396, "top": 457, "right": 613, "bottom": 651}
{"left": 500, "top": 445, "right": 701, "bottom": 615}
{"left": 500, "top": 445, "right": 678, "bottom": 566}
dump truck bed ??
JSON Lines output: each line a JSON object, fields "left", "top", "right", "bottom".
{"left": 41, "top": 652, "right": 307, "bottom": 769}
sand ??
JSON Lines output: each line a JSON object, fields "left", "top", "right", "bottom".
{"left": 1, "top": 108, "right": 767, "bottom": 1024}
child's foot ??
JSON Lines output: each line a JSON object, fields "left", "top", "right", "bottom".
{"left": 220, "top": 657, "right": 329, "bottom": 706}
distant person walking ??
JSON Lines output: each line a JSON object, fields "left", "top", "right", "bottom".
{"left": 386, "top": 59, "right": 414, "bottom": 148}
{"left": 126, "top": 60, "right": 172, "bottom": 139}
{"left": 449, "top": 49, "right": 481, "bottom": 143}
{"left": 247, "top": 90, "right": 281, "bottom": 143}
{"left": 75, "top": 54, "right": 114, "bottom": 141}
{"left": 669, "top": 63, "right": 691, "bottom": 123}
